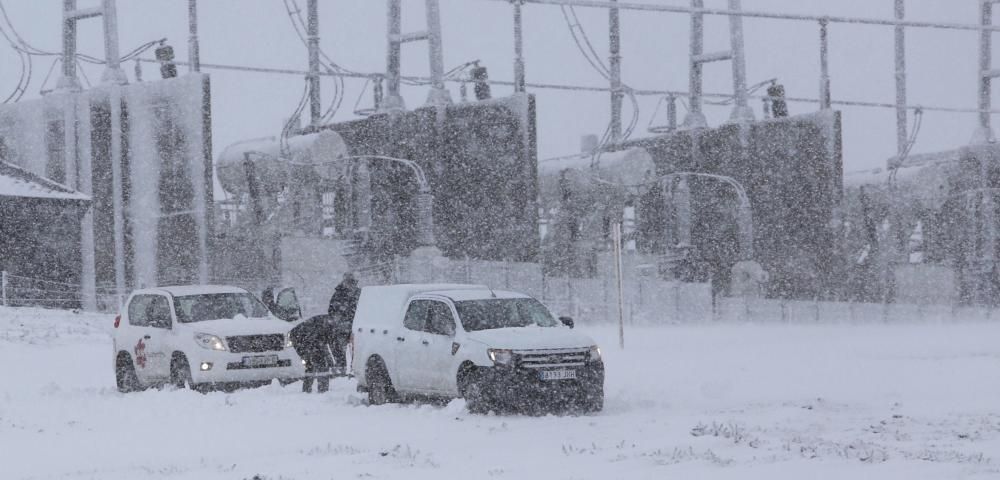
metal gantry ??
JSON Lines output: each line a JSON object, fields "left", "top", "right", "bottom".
{"left": 382, "top": 0, "right": 451, "bottom": 113}
{"left": 683, "top": 0, "right": 752, "bottom": 129}
{"left": 57, "top": 0, "right": 127, "bottom": 91}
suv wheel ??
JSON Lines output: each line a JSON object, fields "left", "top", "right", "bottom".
{"left": 366, "top": 360, "right": 396, "bottom": 405}
{"left": 115, "top": 353, "right": 141, "bottom": 393}
{"left": 170, "top": 355, "right": 205, "bottom": 393}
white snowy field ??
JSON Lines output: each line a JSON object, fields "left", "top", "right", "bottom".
{"left": 1, "top": 307, "right": 999, "bottom": 480}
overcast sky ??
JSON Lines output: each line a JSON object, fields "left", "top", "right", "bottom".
{"left": 1, "top": 0, "right": 996, "bottom": 174}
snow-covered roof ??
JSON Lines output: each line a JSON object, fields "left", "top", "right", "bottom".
{"left": 428, "top": 289, "right": 531, "bottom": 301}
{"left": 0, "top": 160, "right": 90, "bottom": 201}
{"left": 354, "top": 284, "right": 487, "bottom": 328}
{"left": 135, "top": 285, "right": 251, "bottom": 297}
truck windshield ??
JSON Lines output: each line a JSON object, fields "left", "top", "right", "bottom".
{"left": 174, "top": 293, "right": 271, "bottom": 323}
{"left": 454, "top": 298, "right": 559, "bottom": 332}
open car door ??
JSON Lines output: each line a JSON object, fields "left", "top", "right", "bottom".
{"left": 265, "top": 286, "right": 302, "bottom": 322}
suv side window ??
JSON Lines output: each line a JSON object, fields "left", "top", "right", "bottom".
{"left": 147, "top": 295, "right": 172, "bottom": 329}
{"left": 403, "top": 300, "right": 429, "bottom": 332}
{"left": 426, "top": 301, "right": 455, "bottom": 336}
{"left": 127, "top": 295, "right": 152, "bottom": 327}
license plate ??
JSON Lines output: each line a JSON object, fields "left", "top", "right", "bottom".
{"left": 539, "top": 369, "right": 576, "bottom": 381}
{"left": 243, "top": 355, "right": 279, "bottom": 368}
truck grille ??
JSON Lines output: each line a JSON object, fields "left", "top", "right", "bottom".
{"left": 227, "top": 334, "right": 284, "bottom": 353}
{"left": 515, "top": 348, "right": 588, "bottom": 369}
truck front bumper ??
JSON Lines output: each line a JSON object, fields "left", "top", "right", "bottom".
{"left": 477, "top": 362, "right": 604, "bottom": 410}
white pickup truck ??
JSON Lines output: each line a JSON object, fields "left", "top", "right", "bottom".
{"left": 351, "top": 284, "right": 604, "bottom": 413}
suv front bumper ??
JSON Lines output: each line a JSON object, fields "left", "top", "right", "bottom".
{"left": 189, "top": 348, "right": 306, "bottom": 384}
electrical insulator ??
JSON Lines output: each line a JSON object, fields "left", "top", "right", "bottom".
{"left": 471, "top": 65, "right": 491, "bottom": 100}
{"left": 767, "top": 82, "right": 788, "bottom": 118}
{"left": 414, "top": 192, "right": 436, "bottom": 247}
{"left": 155, "top": 44, "right": 177, "bottom": 79}
{"left": 373, "top": 77, "right": 384, "bottom": 111}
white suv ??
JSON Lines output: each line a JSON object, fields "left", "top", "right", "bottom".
{"left": 112, "top": 285, "right": 305, "bottom": 392}
{"left": 352, "top": 284, "right": 604, "bottom": 413}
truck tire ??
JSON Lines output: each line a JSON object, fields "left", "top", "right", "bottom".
{"left": 115, "top": 352, "right": 141, "bottom": 393}
{"left": 458, "top": 369, "right": 491, "bottom": 414}
{"left": 366, "top": 359, "right": 396, "bottom": 405}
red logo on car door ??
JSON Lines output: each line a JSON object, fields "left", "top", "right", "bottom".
{"left": 134, "top": 339, "right": 147, "bottom": 368}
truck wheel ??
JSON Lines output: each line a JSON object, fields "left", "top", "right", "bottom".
{"left": 366, "top": 360, "right": 396, "bottom": 406}
{"left": 115, "top": 353, "right": 141, "bottom": 393}
{"left": 459, "top": 370, "right": 491, "bottom": 414}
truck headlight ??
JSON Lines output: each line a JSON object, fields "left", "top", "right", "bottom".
{"left": 194, "top": 333, "right": 227, "bottom": 351}
{"left": 588, "top": 345, "right": 602, "bottom": 362}
{"left": 488, "top": 348, "right": 513, "bottom": 366}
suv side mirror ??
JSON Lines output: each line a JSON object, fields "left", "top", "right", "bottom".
{"left": 559, "top": 316, "right": 574, "bottom": 329}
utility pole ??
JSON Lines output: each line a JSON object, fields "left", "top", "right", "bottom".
{"left": 307, "top": 0, "right": 322, "bottom": 127}
{"left": 727, "top": 0, "right": 753, "bottom": 123}
{"left": 609, "top": 0, "right": 623, "bottom": 142}
{"left": 894, "top": 0, "right": 908, "bottom": 158}
{"left": 424, "top": 0, "right": 451, "bottom": 107}
{"left": 383, "top": 0, "right": 405, "bottom": 112}
{"left": 188, "top": 0, "right": 200, "bottom": 72}
{"left": 682, "top": 0, "right": 707, "bottom": 129}
{"left": 100, "top": 0, "right": 127, "bottom": 85}
{"left": 973, "top": 0, "right": 996, "bottom": 144}
{"left": 819, "top": 18, "right": 831, "bottom": 110}
{"left": 57, "top": 0, "right": 81, "bottom": 92}
{"left": 513, "top": 0, "right": 526, "bottom": 93}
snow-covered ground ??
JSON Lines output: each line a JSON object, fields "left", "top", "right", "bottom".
{"left": 1, "top": 306, "right": 998, "bottom": 479}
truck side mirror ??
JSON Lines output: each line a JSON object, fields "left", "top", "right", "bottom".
{"left": 559, "top": 316, "right": 574, "bottom": 329}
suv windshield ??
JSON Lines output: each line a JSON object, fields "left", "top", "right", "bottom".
{"left": 173, "top": 292, "right": 270, "bottom": 323}
{"left": 454, "top": 298, "right": 558, "bottom": 332}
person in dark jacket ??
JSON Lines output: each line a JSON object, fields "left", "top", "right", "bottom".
{"left": 328, "top": 272, "right": 361, "bottom": 319}
{"left": 327, "top": 272, "right": 360, "bottom": 374}
{"left": 289, "top": 315, "right": 336, "bottom": 393}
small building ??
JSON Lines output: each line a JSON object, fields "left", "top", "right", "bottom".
{"left": 0, "top": 160, "right": 90, "bottom": 308}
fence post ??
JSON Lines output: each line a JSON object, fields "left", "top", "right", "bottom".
{"left": 1, "top": 271, "right": 7, "bottom": 306}
{"left": 673, "top": 281, "right": 681, "bottom": 323}
{"left": 504, "top": 260, "right": 511, "bottom": 289}
{"left": 541, "top": 269, "right": 547, "bottom": 302}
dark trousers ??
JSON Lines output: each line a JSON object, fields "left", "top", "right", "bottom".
{"left": 301, "top": 348, "right": 331, "bottom": 393}
{"left": 330, "top": 332, "right": 350, "bottom": 370}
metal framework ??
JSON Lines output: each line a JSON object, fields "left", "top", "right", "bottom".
{"left": 383, "top": 0, "right": 450, "bottom": 112}
{"left": 57, "top": 0, "right": 127, "bottom": 91}
{"left": 488, "top": 0, "right": 999, "bottom": 144}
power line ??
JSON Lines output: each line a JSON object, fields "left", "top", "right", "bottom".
{"left": 136, "top": 58, "right": 1000, "bottom": 116}
{"left": 484, "top": 0, "right": 1000, "bottom": 33}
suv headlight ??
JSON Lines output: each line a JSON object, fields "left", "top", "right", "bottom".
{"left": 488, "top": 348, "right": 513, "bottom": 366}
{"left": 588, "top": 345, "right": 602, "bottom": 363}
{"left": 194, "top": 333, "right": 227, "bottom": 351}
